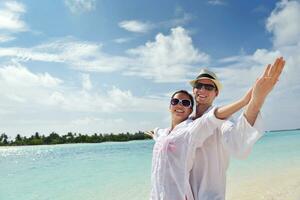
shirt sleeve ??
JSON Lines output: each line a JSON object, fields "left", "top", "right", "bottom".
{"left": 153, "top": 127, "right": 160, "bottom": 141}
{"left": 189, "top": 107, "right": 225, "bottom": 147}
{"left": 221, "top": 112, "right": 264, "bottom": 159}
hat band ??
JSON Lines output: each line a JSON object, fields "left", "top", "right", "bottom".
{"left": 196, "top": 73, "right": 215, "bottom": 80}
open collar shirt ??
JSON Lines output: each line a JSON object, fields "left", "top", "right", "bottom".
{"left": 150, "top": 107, "right": 225, "bottom": 200}
{"left": 189, "top": 106, "right": 264, "bottom": 200}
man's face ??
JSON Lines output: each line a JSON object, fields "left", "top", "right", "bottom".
{"left": 192, "top": 79, "right": 218, "bottom": 106}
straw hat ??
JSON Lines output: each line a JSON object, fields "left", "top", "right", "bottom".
{"left": 189, "top": 69, "right": 222, "bottom": 91}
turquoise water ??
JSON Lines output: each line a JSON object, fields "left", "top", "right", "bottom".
{"left": 226, "top": 130, "right": 300, "bottom": 199}
{"left": 230, "top": 130, "right": 300, "bottom": 170}
{"left": 1, "top": 130, "right": 300, "bottom": 200}
{"left": 230, "top": 129, "right": 300, "bottom": 186}
{"left": 0, "top": 141, "right": 153, "bottom": 200}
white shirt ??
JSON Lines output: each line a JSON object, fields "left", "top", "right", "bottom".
{"left": 150, "top": 107, "right": 224, "bottom": 200}
{"left": 189, "top": 107, "right": 264, "bottom": 200}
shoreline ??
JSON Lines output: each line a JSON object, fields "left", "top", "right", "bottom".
{"left": 2, "top": 128, "right": 300, "bottom": 147}
{"left": 266, "top": 128, "right": 300, "bottom": 132}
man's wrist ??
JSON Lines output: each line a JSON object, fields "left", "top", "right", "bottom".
{"left": 250, "top": 96, "right": 266, "bottom": 110}
{"left": 244, "top": 97, "right": 264, "bottom": 126}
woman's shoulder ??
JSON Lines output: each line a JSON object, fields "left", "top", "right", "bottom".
{"left": 153, "top": 127, "right": 169, "bottom": 139}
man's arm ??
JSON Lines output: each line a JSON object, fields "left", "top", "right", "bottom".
{"left": 215, "top": 57, "right": 285, "bottom": 123}
{"left": 220, "top": 57, "right": 285, "bottom": 159}
{"left": 244, "top": 57, "right": 285, "bottom": 126}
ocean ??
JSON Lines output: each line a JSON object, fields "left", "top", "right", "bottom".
{"left": 0, "top": 130, "right": 299, "bottom": 200}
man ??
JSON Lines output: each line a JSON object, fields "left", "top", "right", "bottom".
{"left": 188, "top": 57, "right": 285, "bottom": 200}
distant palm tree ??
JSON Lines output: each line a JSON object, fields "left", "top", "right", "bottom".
{"left": 0, "top": 133, "right": 8, "bottom": 145}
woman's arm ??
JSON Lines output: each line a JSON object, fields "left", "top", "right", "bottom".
{"left": 214, "top": 88, "right": 252, "bottom": 119}
{"left": 144, "top": 130, "right": 154, "bottom": 138}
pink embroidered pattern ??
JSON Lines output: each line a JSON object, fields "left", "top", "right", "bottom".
{"left": 167, "top": 142, "right": 176, "bottom": 152}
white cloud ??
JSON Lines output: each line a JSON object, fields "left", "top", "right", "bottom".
{"left": 0, "top": 34, "right": 15, "bottom": 42}
{"left": 68, "top": 117, "right": 126, "bottom": 132}
{"left": 0, "top": 62, "right": 169, "bottom": 137}
{"left": 0, "top": 38, "right": 127, "bottom": 72}
{"left": 0, "top": 1, "right": 27, "bottom": 42}
{"left": 2, "top": 0, "right": 299, "bottom": 136}
{"left": 119, "top": 20, "right": 153, "bottom": 33}
{"left": 82, "top": 73, "right": 92, "bottom": 91}
{"left": 45, "top": 86, "right": 125, "bottom": 113}
{"left": 0, "top": 62, "right": 168, "bottom": 136}
{"left": 118, "top": 8, "right": 193, "bottom": 34}
{"left": 258, "top": 1, "right": 300, "bottom": 95}
{"left": 4, "top": 1, "right": 25, "bottom": 13}
{"left": 113, "top": 37, "right": 132, "bottom": 44}
{"left": 215, "top": 49, "right": 281, "bottom": 98}
{"left": 64, "top": 0, "right": 96, "bottom": 14}
{"left": 65, "top": 116, "right": 170, "bottom": 135}
{"left": 0, "top": 63, "right": 63, "bottom": 117}
{"left": 0, "top": 63, "right": 62, "bottom": 89}
{"left": 0, "top": 1, "right": 26, "bottom": 30}
{"left": 3, "top": 114, "right": 167, "bottom": 137}
{"left": 166, "top": 13, "right": 193, "bottom": 27}
{"left": 266, "top": 0, "right": 300, "bottom": 47}
{"left": 156, "top": 7, "right": 193, "bottom": 29}
{"left": 208, "top": 0, "right": 226, "bottom": 6}
{"left": 126, "top": 26, "right": 210, "bottom": 82}
{"left": 213, "top": 48, "right": 300, "bottom": 131}
{"left": 213, "top": 0, "right": 300, "bottom": 130}
{"left": 0, "top": 28, "right": 209, "bottom": 83}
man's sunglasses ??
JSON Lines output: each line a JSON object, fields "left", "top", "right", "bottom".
{"left": 170, "top": 98, "right": 192, "bottom": 108}
{"left": 194, "top": 82, "right": 216, "bottom": 91}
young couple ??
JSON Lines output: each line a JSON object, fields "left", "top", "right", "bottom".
{"left": 147, "top": 57, "right": 285, "bottom": 200}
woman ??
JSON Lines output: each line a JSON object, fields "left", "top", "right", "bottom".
{"left": 149, "top": 89, "right": 251, "bottom": 200}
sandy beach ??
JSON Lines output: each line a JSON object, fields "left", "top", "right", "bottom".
{"left": 227, "top": 165, "right": 300, "bottom": 200}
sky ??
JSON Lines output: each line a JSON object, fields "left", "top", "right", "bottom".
{"left": 0, "top": 0, "right": 299, "bottom": 138}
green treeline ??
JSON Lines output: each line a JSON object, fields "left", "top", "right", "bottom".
{"left": 0, "top": 131, "right": 151, "bottom": 146}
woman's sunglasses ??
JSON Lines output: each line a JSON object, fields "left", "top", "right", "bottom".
{"left": 170, "top": 98, "right": 192, "bottom": 108}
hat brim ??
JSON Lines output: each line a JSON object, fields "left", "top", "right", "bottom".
{"left": 189, "top": 77, "right": 222, "bottom": 91}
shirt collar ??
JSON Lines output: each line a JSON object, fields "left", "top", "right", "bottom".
{"left": 189, "top": 105, "right": 215, "bottom": 120}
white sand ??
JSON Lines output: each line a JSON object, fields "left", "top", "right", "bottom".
{"left": 226, "top": 166, "right": 300, "bottom": 200}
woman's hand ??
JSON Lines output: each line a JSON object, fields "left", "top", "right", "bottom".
{"left": 145, "top": 130, "right": 154, "bottom": 138}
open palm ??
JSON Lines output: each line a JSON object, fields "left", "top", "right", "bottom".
{"left": 252, "top": 57, "right": 285, "bottom": 102}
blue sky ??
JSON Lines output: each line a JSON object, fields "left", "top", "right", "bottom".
{"left": 0, "top": 0, "right": 299, "bottom": 138}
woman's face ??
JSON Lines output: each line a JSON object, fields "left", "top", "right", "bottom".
{"left": 169, "top": 92, "right": 193, "bottom": 122}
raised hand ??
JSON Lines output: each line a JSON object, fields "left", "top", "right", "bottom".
{"left": 252, "top": 57, "right": 285, "bottom": 102}
{"left": 144, "top": 130, "right": 154, "bottom": 138}
{"left": 244, "top": 57, "right": 285, "bottom": 126}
